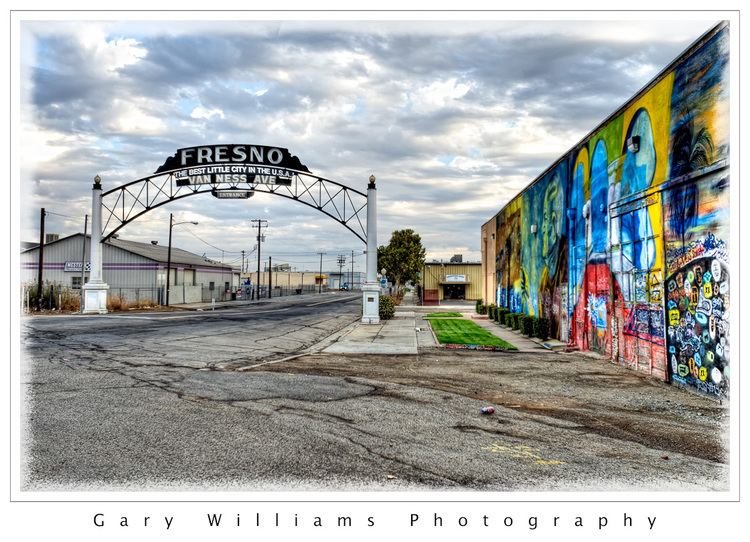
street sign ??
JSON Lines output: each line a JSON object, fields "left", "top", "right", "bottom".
{"left": 380, "top": 277, "right": 387, "bottom": 287}
{"left": 211, "top": 190, "right": 255, "bottom": 199}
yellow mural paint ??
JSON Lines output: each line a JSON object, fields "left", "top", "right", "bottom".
{"left": 621, "top": 73, "right": 675, "bottom": 187}
{"left": 620, "top": 75, "right": 674, "bottom": 278}
{"left": 574, "top": 146, "right": 590, "bottom": 202}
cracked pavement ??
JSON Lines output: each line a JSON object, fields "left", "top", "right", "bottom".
{"left": 20, "top": 294, "right": 729, "bottom": 492}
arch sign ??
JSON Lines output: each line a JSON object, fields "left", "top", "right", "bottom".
{"left": 82, "top": 144, "right": 380, "bottom": 324}
{"left": 157, "top": 144, "right": 308, "bottom": 186}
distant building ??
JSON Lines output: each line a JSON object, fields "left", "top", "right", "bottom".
{"left": 264, "top": 262, "right": 292, "bottom": 272}
{"left": 422, "top": 261, "right": 482, "bottom": 304}
{"left": 327, "top": 271, "right": 365, "bottom": 290}
{"left": 21, "top": 233, "right": 239, "bottom": 304}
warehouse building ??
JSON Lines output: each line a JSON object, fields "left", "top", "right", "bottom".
{"left": 481, "top": 23, "right": 730, "bottom": 397}
{"left": 421, "top": 260, "right": 482, "bottom": 305}
{"left": 241, "top": 269, "right": 366, "bottom": 297}
{"left": 21, "top": 233, "right": 240, "bottom": 305}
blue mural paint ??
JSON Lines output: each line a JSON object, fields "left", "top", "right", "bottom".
{"left": 620, "top": 207, "right": 655, "bottom": 271}
{"left": 590, "top": 140, "right": 609, "bottom": 255}
{"left": 622, "top": 108, "right": 656, "bottom": 196}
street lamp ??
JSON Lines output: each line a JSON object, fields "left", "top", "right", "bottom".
{"left": 166, "top": 213, "right": 198, "bottom": 307}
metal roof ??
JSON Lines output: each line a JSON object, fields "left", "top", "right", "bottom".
{"left": 22, "top": 233, "right": 234, "bottom": 270}
{"left": 106, "top": 237, "right": 233, "bottom": 269}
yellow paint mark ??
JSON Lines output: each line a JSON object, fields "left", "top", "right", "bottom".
{"left": 483, "top": 443, "right": 566, "bottom": 465}
{"left": 574, "top": 147, "right": 590, "bottom": 202}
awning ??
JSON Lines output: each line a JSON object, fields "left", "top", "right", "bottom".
{"left": 439, "top": 280, "right": 471, "bottom": 285}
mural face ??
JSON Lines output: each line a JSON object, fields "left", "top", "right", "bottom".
{"left": 490, "top": 24, "right": 729, "bottom": 396}
{"left": 621, "top": 109, "right": 656, "bottom": 196}
{"left": 541, "top": 171, "right": 564, "bottom": 276}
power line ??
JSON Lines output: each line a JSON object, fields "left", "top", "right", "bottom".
{"left": 45, "top": 210, "right": 81, "bottom": 220}
{"left": 179, "top": 226, "right": 244, "bottom": 254}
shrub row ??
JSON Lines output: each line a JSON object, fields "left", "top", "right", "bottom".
{"left": 499, "top": 311, "right": 550, "bottom": 340}
{"left": 476, "top": 302, "right": 550, "bottom": 339}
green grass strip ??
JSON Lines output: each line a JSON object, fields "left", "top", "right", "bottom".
{"left": 424, "top": 312, "right": 463, "bottom": 318}
{"left": 429, "top": 318, "right": 517, "bottom": 349}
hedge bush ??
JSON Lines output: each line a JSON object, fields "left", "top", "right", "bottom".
{"left": 503, "top": 313, "right": 513, "bottom": 327}
{"left": 475, "top": 299, "right": 483, "bottom": 312}
{"left": 534, "top": 317, "right": 550, "bottom": 340}
{"left": 521, "top": 315, "right": 535, "bottom": 336}
{"left": 379, "top": 295, "right": 396, "bottom": 320}
{"left": 512, "top": 313, "right": 523, "bottom": 330}
{"left": 488, "top": 304, "right": 497, "bottom": 320}
{"left": 497, "top": 308, "right": 508, "bottom": 324}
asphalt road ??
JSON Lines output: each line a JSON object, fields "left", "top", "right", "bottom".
{"left": 20, "top": 295, "right": 728, "bottom": 491}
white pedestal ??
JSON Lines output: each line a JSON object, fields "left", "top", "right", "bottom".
{"left": 361, "top": 282, "right": 380, "bottom": 324}
{"left": 82, "top": 282, "right": 110, "bottom": 314}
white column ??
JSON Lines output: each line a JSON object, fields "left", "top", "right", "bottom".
{"left": 82, "top": 175, "right": 110, "bottom": 314}
{"left": 361, "top": 175, "right": 380, "bottom": 324}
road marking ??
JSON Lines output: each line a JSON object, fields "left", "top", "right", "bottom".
{"left": 306, "top": 296, "right": 357, "bottom": 307}
{"left": 483, "top": 443, "right": 566, "bottom": 465}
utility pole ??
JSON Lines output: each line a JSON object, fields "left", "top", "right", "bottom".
{"left": 351, "top": 250, "right": 355, "bottom": 290}
{"left": 37, "top": 207, "right": 46, "bottom": 311}
{"left": 166, "top": 213, "right": 173, "bottom": 306}
{"left": 80, "top": 214, "right": 88, "bottom": 313}
{"left": 318, "top": 252, "right": 325, "bottom": 294}
{"left": 268, "top": 256, "right": 272, "bottom": 299}
{"left": 251, "top": 219, "right": 268, "bottom": 300}
{"left": 166, "top": 215, "right": 199, "bottom": 306}
{"left": 337, "top": 254, "right": 346, "bottom": 289}
{"left": 241, "top": 250, "right": 245, "bottom": 275}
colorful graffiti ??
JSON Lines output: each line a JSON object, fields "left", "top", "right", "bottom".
{"left": 489, "top": 23, "right": 730, "bottom": 396}
{"left": 663, "top": 171, "right": 730, "bottom": 397}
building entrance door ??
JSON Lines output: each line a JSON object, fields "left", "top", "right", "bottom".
{"left": 443, "top": 284, "right": 466, "bottom": 300}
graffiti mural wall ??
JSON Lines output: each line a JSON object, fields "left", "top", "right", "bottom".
{"left": 483, "top": 23, "right": 730, "bottom": 396}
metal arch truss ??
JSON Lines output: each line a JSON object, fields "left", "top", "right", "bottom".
{"left": 100, "top": 170, "right": 368, "bottom": 243}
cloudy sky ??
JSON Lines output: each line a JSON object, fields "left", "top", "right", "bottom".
{"left": 19, "top": 17, "right": 716, "bottom": 272}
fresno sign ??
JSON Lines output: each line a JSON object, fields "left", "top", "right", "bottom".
{"left": 155, "top": 144, "right": 310, "bottom": 174}
{"left": 155, "top": 144, "right": 310, "bottom": 187}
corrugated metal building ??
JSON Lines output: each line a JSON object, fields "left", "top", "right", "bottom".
{"left": 422, "top": 261, "right": 482, "bottom": 304}
{"left": 21, "top": 233, "right": 240, "bottom": 304}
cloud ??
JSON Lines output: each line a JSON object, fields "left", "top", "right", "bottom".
{"left": 190, "top": 106, "right": 225, "bottom": 120}
{"left": 20, "top": 18, "right": 716, "bottom": 263}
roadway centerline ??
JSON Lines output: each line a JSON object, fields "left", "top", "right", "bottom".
{"left": 306, "top": 296, "right": 358, "bottom": 307}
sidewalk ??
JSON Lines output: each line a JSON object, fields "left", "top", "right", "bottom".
{"left": 323, "top": 315, "right": 421, "bottom": 354}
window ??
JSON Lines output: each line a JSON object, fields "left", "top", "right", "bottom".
{"left": 209, "top": 281, "right": 215, "bottom": 291}
{"left": 71, "top": 276, "right": 88, "bottom": 289}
